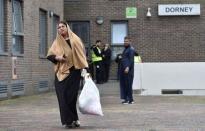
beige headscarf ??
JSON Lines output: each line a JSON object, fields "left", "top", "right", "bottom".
{"left": 47, "top": 24, "right": 88, "bottom": 81}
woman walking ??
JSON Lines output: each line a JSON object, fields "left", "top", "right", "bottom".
{"left": 47, "top": 21, "right": 88, "bottom": 128}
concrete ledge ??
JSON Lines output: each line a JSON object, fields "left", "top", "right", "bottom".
{"left": 133, "top": 62, "right": 205, "bottom": 95}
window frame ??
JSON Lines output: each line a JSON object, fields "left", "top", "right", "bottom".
{"left": 110, "top": 21, "right": 128, "bottom": 60}
{"left": 12, "top": 0, "right": 24, "bottom": 56}
{"left": 39, "top": 9, "right": 48, "bottom": 58}
{"left": 111, "top": 21, "right": 128, "bottom": 46}
{"left": 0, "top": 0, "right": 5, "bottom": 53}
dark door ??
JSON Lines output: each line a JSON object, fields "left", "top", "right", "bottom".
{"left": 69, "top": 21, "right": 90, "bottom": 57}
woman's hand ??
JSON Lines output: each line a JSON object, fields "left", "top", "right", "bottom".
{"left": 81, "top": 69, "right": 87, "bottom": 77}
{"left": 55, "top": 55, "right": 66, "bottom": 62}
{"left": 81, "top": 69, "right": 91, "bottom": 78}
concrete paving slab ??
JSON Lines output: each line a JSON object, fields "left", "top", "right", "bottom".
{"left": 0, "top": 80, "right": 205, "bottom": 131}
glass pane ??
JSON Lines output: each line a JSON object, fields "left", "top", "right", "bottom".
{"left": 0, "top": 0, "right": 3, "bottom": 32}
{"left": 71, "top": 23, "right": 89, "bottom": 47}
{"left": 12, "top": 37, "right": 17, "bottom": 52}
{"left": 0, "top": 0, "right": 4, "bottom": 51}
{"left": 69, "top": 22, "right": 90, "bottom": 57}
{"left": 12, "top": 35, "right": 23, "bottom": 54}
{"left": 13, "top": 0, "right": 23, "bottom": 33}
{"left": 0, "top": 35, "right": 3, "bottom": 51}
{"left": 111, "top": 46, "right": 124, "bottom": 60}
{"left": 39, "top": 10, "right": 47, "bottom": 56}
{"left": 14, "top": 14, "right": 23, "bottom": 33}
{"left": 81, "top": 24, "right": 89, "bottom": 44}
{"left": 111, "top": 23, "right": 127, "bottom": 45}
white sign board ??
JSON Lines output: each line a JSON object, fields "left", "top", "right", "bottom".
{"left": 158, "top": 4, "right": 200, "bottom": 16}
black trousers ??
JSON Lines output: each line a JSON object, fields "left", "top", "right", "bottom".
{"left": 103, "top": 62, "right": 110, "bottom": 82}
{"left": 94, "top": 61, "right": 103, "bottom": 83}
{"left": 55, "top": 69, "right": 81, "bottom": 125}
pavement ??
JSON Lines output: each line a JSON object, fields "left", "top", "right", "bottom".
{"left": 0, "top": 80, "right": 205, "bottom": 131}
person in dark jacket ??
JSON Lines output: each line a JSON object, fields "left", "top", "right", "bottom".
{"left": 102, "top": 43, "right": 111, "bottom": 82}
{"left": 120, "top": 36, "right": 136, "bottom": 104}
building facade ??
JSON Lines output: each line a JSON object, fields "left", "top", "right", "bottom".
{"left": 0, "top": 0, "right": 63, "bottom": 99}
{"left": 64, "top": 0, "right": 205, "bottom": 79}
{"left": 1, "top": 0, "right": 205, "bottom": 99}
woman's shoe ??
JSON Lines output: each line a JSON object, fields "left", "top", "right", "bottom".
{"left": 73, "top": 120, "right": 80, "bottom": 127}
{"left": 65, "top": 122, "right": 75, "bottom": 129}
{"left": 65, "top": 124, "right": 74, "bottom": 129}
{"left": 65, "top": 121, "right": 80, "bottom": 128}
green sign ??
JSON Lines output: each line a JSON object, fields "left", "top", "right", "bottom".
{"left": 126, "top": 7, "right": 137, "bottom": 18}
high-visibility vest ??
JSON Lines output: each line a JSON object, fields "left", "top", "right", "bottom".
{"left": 134, "top": 56, "right": 142, "bottom": 63}
{"left": 91, "top": 47, "right": 102, "bottom": 62}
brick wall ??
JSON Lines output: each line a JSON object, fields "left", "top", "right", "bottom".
{"left": 23, "top": 0, "right": 63, "bottom": 95}
{"left": 0, "top": 0, "right": 63, "bottom": 99}
{"left": 64, "top": 0, "right": 205, "bottom": 79}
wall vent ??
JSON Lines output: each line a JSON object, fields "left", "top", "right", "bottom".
{"left": 0, "top": 84, "right": 7, "bottom": 98}
{"left": 38, "top": 80, "right": 49, "bottom": 92}
{"left": 11, "top": 82, "right": 24, "bottom": 96}
{"left": 162, "top": 89, "right": 183, "bottom": 94}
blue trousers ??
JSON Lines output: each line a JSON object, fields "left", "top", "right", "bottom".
{"left": 119, "top": 72, "right": 134, "bottom": 102}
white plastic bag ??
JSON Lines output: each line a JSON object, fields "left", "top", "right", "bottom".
{"left": 78, "top": 75, "right": 103, "bottom": 116}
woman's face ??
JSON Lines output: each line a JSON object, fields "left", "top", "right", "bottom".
{"left": 58, "top": 23, "right": 68, "bottom": 36}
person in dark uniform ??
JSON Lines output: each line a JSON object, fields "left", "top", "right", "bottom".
{"left": 102, "top": 43, "right": 111, "bottom": 82}
{"left": 120, "top": 36, "right": 136, "bottom": 104}
{"left": 47, "top": 21, "right": 88, "bottom": 128}
{"left": 115, "top": 53, "right": 122, "bottom": 81}
{"left": 88, "top": 58, "right": 94, "bottom": 78}
{"left": 91, "top": 40, "right": 103, "bottom": 84}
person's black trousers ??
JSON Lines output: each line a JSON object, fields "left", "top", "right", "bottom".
{"left": 94, "top": 61, "right": 103, "bottom": 83}
{"left": 55, "top": 69, "right": 81, "bottom": 125}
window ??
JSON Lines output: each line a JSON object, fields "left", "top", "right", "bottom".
{"left": 111, "top": 21, "right": 128, "bottom": 45}
{"left": 111, "top": 21, "right": 128, "bottom": 59}
{"left": 0, "top": 0, "right": 4, "bottom": 52}
{"left": 39, "top": 9, "right": 47, "bottom": 57}
{"left": 52, "top": 14, "right": 59, "bottom": 40}
{"left": 12, "top": 0, "right": 24, "bottom": 54}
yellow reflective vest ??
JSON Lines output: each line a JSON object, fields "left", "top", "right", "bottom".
{"left": 91, "top": 47, "right": 102, "bottom": 62}
{"left": 134, "top": 56, "right": 142, "bottom": 63}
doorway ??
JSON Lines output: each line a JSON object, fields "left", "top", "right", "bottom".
{"left": 68, "top": 21, "right": 90, "bottom": 57}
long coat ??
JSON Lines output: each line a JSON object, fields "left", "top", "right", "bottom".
{"left": 120, "top": 45, "right": 135, "bottom": 76}
{"left": 119, "top": 45, "right": 135, "bottom": 100}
